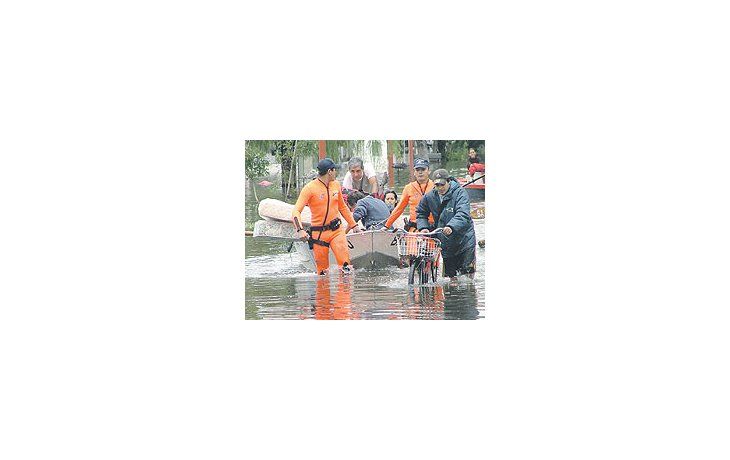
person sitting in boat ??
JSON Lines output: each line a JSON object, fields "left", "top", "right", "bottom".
{"left": 468, "top": 158, "right": 485, "bottom": 181}
{"left": 416, "top": 169, "right": 477, "bottom": 282}
{"left": 292, "top": 158, "right": 362, "bottom": 276}
{"left": 346, "top": 190, "right": 391, "bottom": 230}
{"left": 383, "top": 190, "right": 398, "bottom": 212}
{"left": 342, "top": 157, "right": 380, "bottom": 198}
{"left": 383, "top": 157, "right": 434, "bottom": 232}
{"left": 467, "top": 147, "right": 482, "bottom": 166}
{"left": 467, "top": 148, "right": 485, "bottom": 184}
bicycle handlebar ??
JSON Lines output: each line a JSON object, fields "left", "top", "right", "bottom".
{"left": 393, "top": 227, "right": 444, "bottom": 236}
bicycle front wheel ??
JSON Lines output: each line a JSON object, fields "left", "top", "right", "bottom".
{"left": 431, "top": 258, "right": 439, "bottom": 283}
{"left": 420, "top": 260, "right": 430, "bottom": 284}
{"left": 408, "top": 260, "right": 416, "bottom": 285}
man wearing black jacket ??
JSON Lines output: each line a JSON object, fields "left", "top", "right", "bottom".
{"left": 416, "top": 169, "right": 477, "bottom": 281}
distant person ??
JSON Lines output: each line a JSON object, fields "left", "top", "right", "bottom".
{"left": 416, "top": 169, "right": 477, "bottom": 282}
{"left": 468, "top": 159, "right": 485, "bottom": 178}
{"left": 467, "top": 147, "right": 482, "bottom": 166}
{"left": 342, "top": 157, "right": 380, "bottom": 197}
{"left": 384, "top": 157, "right": 434, "bottom": 232}
{"left": 467, "top": 148, "right": 485, "bottom": 184}
{"left": 383, "top": 190, "right": 398, "bottom": 212}
{"left": 346, "top": 190, "right": 391, "bottom": 230}
{"left": 292, "top": 158, "right": 361, "bottom": 275}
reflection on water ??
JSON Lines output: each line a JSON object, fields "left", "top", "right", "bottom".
{"left": 244, "top": 242, "right": 485, "bottom": 320}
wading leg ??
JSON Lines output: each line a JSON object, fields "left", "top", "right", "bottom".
{"left": 312, "top": 244, "right": 330, "bottom": 275}
{"left": 329, "top": 233, "right": 352, "bottom": 273}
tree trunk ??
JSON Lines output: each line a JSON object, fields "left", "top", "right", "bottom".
{"left": 286, "top": 140, "right": 297, "bottom": 198}
{"left": 250, "top": 178, "right": 259, "bottom": 202}
{"left": 279, "top": 140, "right": 295, "bottom": 192}
{"left": 280, "top": 157, "right": 289, "bottom": 191}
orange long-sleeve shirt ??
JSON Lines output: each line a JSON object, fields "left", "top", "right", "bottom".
{"left": 384, "top": 179, "right": 434, "bottom": 228}
{"left": 292, "top": 178, "right": 357, "bottom": 230}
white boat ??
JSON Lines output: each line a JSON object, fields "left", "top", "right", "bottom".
{"left": 292, "top": 228, "right": 402, "bottom": 271}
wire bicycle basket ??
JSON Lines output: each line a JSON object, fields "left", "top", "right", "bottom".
{"left": 396, "top": 234, "right": 442, "bottom": 261}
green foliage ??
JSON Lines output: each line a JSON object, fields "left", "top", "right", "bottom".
{"left": 244, "top": 140, "right": 319, "bottom": 179}
{"left": 323, "top": 140, "right": 383, "bottom": 162}
{"left": 296, "top": 140, "right": 318, "bottom": 159}
{"left": 244, "top": 140, "right": 272, "bottom": 179}
{"left": 325, "top": 140, "right": 350, "bottom": 162}
{"left": 439, "top": 140, "right": 485, "bottom": 162}
{"left": 267, "top": 140, "right": 318, "bottom": 161}
{"left": 271, "top": 140, "right": 295, "bottom": 162}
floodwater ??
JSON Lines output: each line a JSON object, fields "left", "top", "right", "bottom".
{"left": 244, "top": 236, "right": 485, "bottom": 319}
{"left": 243, "top": 156, "right": 486, "bottom": 320}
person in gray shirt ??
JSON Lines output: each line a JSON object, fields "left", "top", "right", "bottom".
{"left": 346, "top": 190, "right": 391, "bottom": 230}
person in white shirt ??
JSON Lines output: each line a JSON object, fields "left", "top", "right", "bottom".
{"left": 341, "top": 157, "right": 380, "bottom": 196}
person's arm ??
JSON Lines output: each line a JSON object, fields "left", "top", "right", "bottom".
{"left": 352, "top": 202, "right": 366, "bottom": 223}
{"left": 291, "top": 187, "right": 311, "bottom": 241}
{"left": 415, "top": 194, "right": 432, "bottom": 231}
{"left": 443, "top": 186, "right": 471, "bottom": 234}
{"left": 384, "top": 185, "right": 410, "bottom": 228}
{"left": 342, "top": 172, "right": 352, "bottom": 190}
{"left": 364, "top": 164, "right": 379, "bottom": 195}
{"left": 367, "top": 175, "right": 379, "bottom": 196}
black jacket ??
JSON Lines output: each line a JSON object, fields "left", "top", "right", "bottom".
{"left": 415, "top": 179, "right": 476, "bottom": 257}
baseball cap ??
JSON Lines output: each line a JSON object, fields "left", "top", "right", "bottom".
{"left": 316, "top": 158, "right": 340, "bottom": 174}
{"left": 432, "top": 169, "right": 450, "bottom": 186}
{"left": 413, "top": 158, "right": 430, "bottom": 169}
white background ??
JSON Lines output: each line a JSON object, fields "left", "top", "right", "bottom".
{"left": 2, "top": 1, "right": 730, "bottom": 459}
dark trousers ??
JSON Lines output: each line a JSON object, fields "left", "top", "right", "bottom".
{"left": 443, "top": 246, "right": 477, "bottom": 278}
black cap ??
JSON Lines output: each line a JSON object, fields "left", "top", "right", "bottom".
{"left": 317, "top": 158, "right": 340, "bottom": 174}
{"left": 414, "top": 158, "right": 430, "bottom": 169}
{"left": 432, "top": 169, "right": 450, "bottom": 185}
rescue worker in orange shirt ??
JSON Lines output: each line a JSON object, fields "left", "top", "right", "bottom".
{"left": 292, "top": 158, "right": 361, "bottom": 275}
{"left": 383, "top": 157, "right": 434, "bottom": 232}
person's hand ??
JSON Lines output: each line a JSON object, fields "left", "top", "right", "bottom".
{"left": 297, "top": 230, "right": 309, "bottom": 241}
{"left": 420, "top": 229, "right": 429, "bottom": 234}
{"left": 349, "top": 226, "right": 362, "bottom": 234}
{"left": 443, "top": 226, "right": 453, "bottom": 236}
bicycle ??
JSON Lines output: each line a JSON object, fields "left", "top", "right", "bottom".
{"left": 395, "top": 228, "right": 443, "bottom": 285}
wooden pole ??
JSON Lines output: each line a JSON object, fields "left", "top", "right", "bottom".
{"left": 318, "top": 140, "right": 326, "bottom": 160}
{"left": 387, "top": 140, "right": 394, "bottom": 189}
{"left": 408, "top": 139, "right": 415, "bottom": 181}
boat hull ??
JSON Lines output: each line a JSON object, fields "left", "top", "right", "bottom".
{"left": 293, "top": 229, "right": 402, "bottom": 272}
{"left": 465, "top": 184, "right": 485, "bottom": 202}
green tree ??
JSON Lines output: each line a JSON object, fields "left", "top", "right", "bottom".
{"left": 271, "top": 140, "right": 323, "bottom": 198}
{"left": 244, "top": 140, "right": 272, "bottom": 202}
{"left": 437, "top": 140, "right": 485, "bottom": 162}
{"left": 271, "top": 140, "right": 296, "bottom": 197}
